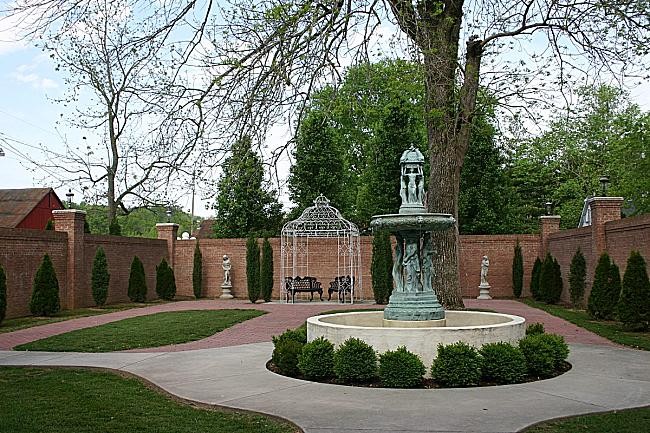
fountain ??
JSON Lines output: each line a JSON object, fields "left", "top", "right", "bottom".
{"left": 307, "top": 146, "right": 525, "bottom": 368}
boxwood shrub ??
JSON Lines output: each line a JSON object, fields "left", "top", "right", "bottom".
{"left": 272, "top": 328, "right": 307, "bottom": 376}
{"left": 519, "top": 333, "right": 569, "bottom": 378}
{"left": 333, "top": 337, "right": 377, "bottom": 383}
{"left": 526, "top": 322, "right": 545, "bottom": 336}
{"left": 378, "top": 346, "right": 426, "bottom": 388}
{"left": 431, "top": 341, "right": 482, "bottom": 387}
{"left": 479, "top": 342, "right": 527, "bottom": 385}
{"left": 298, "top": 337, "right": 335, "bottom": 380}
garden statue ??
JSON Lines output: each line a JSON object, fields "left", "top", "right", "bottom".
{"left": 477, "top": 255, "right": 492, "bottom": 300}
{"left": 220, "top": 254, "right": 234, "bottom": 299}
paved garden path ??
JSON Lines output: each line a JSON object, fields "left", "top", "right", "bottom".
{"left": 1, "top": 298, "right": 648, "bottom": 432}
{"left": 0, "top": 299, "right": 615, "bottom": 350}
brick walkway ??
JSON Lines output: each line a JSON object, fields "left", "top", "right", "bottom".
{"left": 0, "top": 298, "right": 616, "bottom": 351}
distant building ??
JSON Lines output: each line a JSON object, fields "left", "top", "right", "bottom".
{"left": 0, "top": 188, "right": 65, "bottom": 230}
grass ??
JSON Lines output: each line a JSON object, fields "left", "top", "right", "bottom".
{"left": 522, "top": 299, "right": 650, "bottom": 350}
{"left": 524, "top": 406, "right": 650, "bottom": 432}
{"left": 0, "top": 367, "right": 296, "bottom": 433}
{"left": 15, "top": 309, "right": 265, "bottom": 352}
{"left": 0, "top": 301, "right": 171, "bottom": 334}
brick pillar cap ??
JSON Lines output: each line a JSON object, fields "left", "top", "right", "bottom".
{"left": 52, "top": 209, "right": 87, "bottom": 216}
{"left": 156, "top": 223, "right": 180, "bottom": 228}
{"left": 587, "top": 197, "right": 624, "bottom": 205}
{"left": 539, "top": 215, "right": 561, "bottom": 220}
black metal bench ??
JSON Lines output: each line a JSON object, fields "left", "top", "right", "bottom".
{"left": 328, "top": 275, "right": 354, "bottom": 302}
{"left": 285, "top": 276, "right": 323, "bottom": 302}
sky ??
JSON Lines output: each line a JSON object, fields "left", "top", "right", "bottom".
{"left": 1, "top": 5, "right": 649, "bottom": 219}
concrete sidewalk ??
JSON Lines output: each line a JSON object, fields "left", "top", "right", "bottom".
{"left": 2, "top": 342, "right": 649, "bottom": 433}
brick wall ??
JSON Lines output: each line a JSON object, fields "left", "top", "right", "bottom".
{"left": 547, "top": 227, "right": 593, "bottom": 302}
{"left": 0, "top": 228, "right": 68, "bottom": 318}
{"left": 83, "top": 235, "right": 168, "bottom": 307}
{"left": 173, "top": 237, "right": 374, "bottom": 301}
{"left": 603, "top": 214, "right": 650, "bottom": 277}
{"left": 459, "top": 235, "right": 539, "bottom": 298}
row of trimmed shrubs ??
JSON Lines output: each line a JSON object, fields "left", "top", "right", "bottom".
{"left": 0, "top": 250, "right": 177, "bottom": 324}
{"left": 271, "top": 323, "right": 569, "bottom": 388}
{"left": 529, "top": 249, "right": 650, "bottom": 331}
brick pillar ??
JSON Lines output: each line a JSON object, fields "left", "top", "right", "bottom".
{"left": 539, "top": 215, "right": 561, "bottom": 258}
{"left": 52, "top": 209, "right": 86, "bottom": 310}
{"left": 156, "top": 223, "right": 179, "bottom": 267}
{"left": 588, "top": 196, "right": 624, "bottom": 256}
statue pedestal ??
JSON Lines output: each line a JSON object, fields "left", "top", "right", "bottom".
{"left": 477, "top": 283, "right": 492, "bottom": 300}
{"left": 220, "top": 283, "right": 234, "bottom": 299}
{"left": 384, "top": 292, "right": 445, "bottom": 321}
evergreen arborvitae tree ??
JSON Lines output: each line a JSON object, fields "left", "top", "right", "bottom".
{"left": 155, "top": 258, "right": 176, "bottom": 300}
{"left": 127, "top": 256, "right": 147, "bottom": 302}
{"left": 109, "top": 218, "right": 122, "bottom": 236}
{"left": 548, "top": 257, "right": 563, "bottom": 304}
{"left": 538, "top": 253, "right": 555, "bottom": 303}
{"left": 569, "top": 248, "right": 587, "bottom": 308}
{"left": 192, "top": 242, "right": 203, "bottom": 299}
{"left": 30, "top": 254, "right": 60, "bottom": 316}
{"left": 588, "top": 252, "right": 618, "bottom": 319}
{"left": 213, "top": 136, "right": 283, "bottom": 238}
{"left": 530, "top": 257, "right": 542, "bottom": 300}
{"left": 45, "top": 219, "right": 54, "bottom": 230}
{"left": 260, "top": 238, "right": 274, "bottom": 302}
{"left": 246, "top": 237, "right": 261, "bottom": 303}
{"left": 617, "top": 251, "right": 650, "bottom": 331}
{"left": 84, "top": 219, "right": 91, "bottom": 234}
{"left": 609, "top": 262, "right": 622, "bottom": 312}
{"left": 371, "top": 230, "right": 393, "bottom": 304}
{"left": 512, "top": 241, "right": 524, "bottom": 298}
{"left": 0, "top": 263, "right": 6, "bottom": 325}
{"left": 91, "top": 247, "right": 110, "bottom": 306}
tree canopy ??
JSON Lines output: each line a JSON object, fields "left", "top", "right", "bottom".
{"left": 212, "top": 136, "right": 283, "bottom": 238}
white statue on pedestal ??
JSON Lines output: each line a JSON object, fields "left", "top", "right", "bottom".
{"left": 477, "top": 255, "right": 492, "bottom": 300}
{"left": 220, "top": 254, "right": 234, "bottom": 299}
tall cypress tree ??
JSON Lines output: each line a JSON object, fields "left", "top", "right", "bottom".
{"left": 617, "top": 251, "right": 650, "bottom": 331}
{"left": 549, "top": 257, "right": 563, "bottom": 304}
{"left": 569, "top": 248, "right": 586, "bottom": 308}
{"left": 213, "top": 136, "right": 283, "bottom": 238}
{"left": 538, "top": 253, "right": 555, "bottom": 303}
{"left": 588, "top": 252, "right": 618, "bottom": 319}
{"left": 30, "top": 254, "right": 60, "bottom": 316}
{"left": 512, "top": 241, "right": 524, "bottom": 298}
{"left": 155, "top": 258, "right": 176, "bottom": 300}
{"left": 530, "top": 257, "right": 542, "bottom": 300}
{"left": 91, "top": 247, "right": 110, "bottom": 306}
{"left": 260, "top": 238, "right": 274, "bottom": 302}
{"left": 246, "top": 237, "right": 261, "bottom": 303}
{"left": 371, "top": 230, "right": 393, "bottom": 304}
{"left": 192, "top": 242, "right": 203, "bottom": 299}
{"left": 0, "top": 263, "right": 7, "bottom": 324}
{"left": 127, "top": 256, "right": 147, "bottom": 303}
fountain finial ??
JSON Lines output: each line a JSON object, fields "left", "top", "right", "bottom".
{"left": 399, "top": 146, "right": 426, "bottom": 214}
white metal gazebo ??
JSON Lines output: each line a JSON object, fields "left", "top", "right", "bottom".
{"left": 280, "top": 195, "right": 363, "bottom": 303}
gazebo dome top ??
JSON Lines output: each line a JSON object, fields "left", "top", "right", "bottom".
{"left": 281, "top": 194, "right": 359, "bottom": 237}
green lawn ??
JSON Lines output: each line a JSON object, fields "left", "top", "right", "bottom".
{"left": 522, "top": 299, "right": 650, "bottom": 350}
{"left": 0, "top": 367, "right": 296, "bottom": 433}
{"left": 524, "top": 407, "right": 650, "bottom": 432}
{"left": 15, "top": 309, "right": 265, "bottom": 352}
{"left": 0, "top": 301, "right": 171, "bottom": 334}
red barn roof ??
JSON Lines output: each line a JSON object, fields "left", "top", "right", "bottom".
{"left": 0, "top": 188, "right": 65, "bottom": 229}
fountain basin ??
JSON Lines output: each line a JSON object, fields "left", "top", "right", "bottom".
{"left": 307, "top": 311, "right": 525, "bottom": 371}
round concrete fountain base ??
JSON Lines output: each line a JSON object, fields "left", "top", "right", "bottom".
{"left": 307, "top": 311, "right": 526, "bottom": 371}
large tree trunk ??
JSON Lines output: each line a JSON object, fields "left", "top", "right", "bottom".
{"left": 389, "top": 1, "right": 483, "bottom": 309}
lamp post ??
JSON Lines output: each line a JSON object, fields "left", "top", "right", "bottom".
{"left": 166, "top": 207, "right": 172, "bottom": 223}
{"left": 545, "top": 201, "right": 553, "bottom": 216}
{"left": 599, "top": 175, "right": 610, "bottom": 196}
{"left": 66, "top": 189, "right": 74, "bottom": 208}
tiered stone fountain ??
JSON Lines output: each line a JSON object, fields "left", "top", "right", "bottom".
{"left": 308, "top": 146, "right": 525, "bottom": 368}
